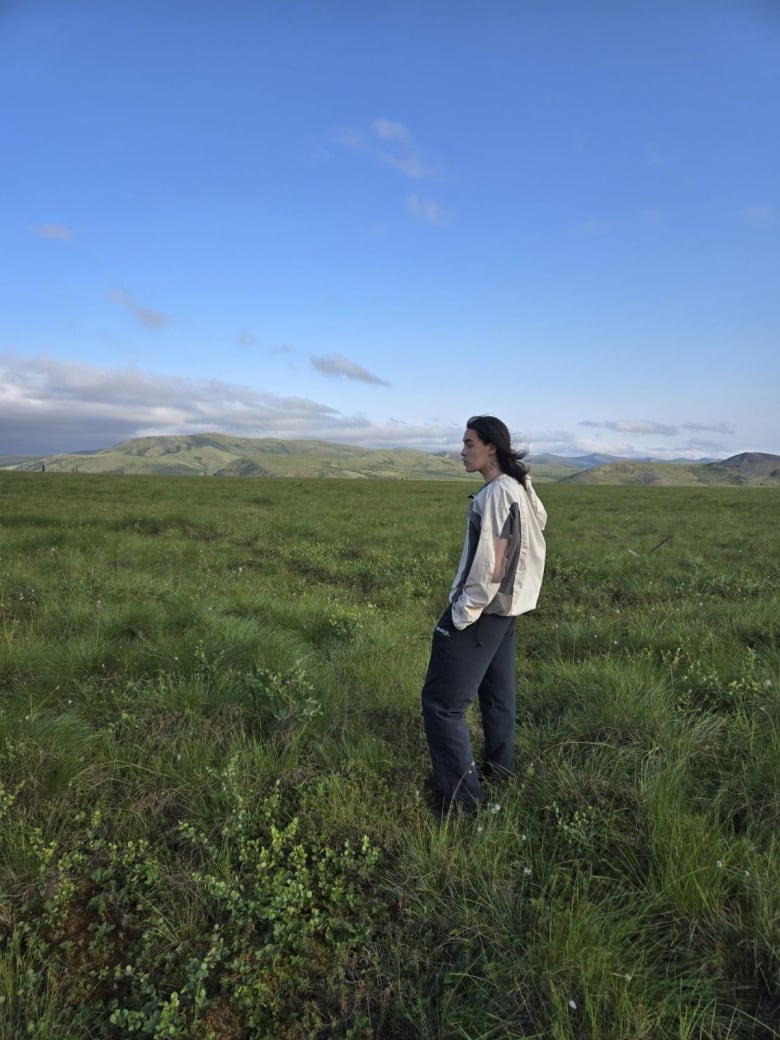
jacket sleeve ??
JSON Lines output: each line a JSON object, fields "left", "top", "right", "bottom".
{"left": 450, "top": 486, "right": 507, "bottom": 630}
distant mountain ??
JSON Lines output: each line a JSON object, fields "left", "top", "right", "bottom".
{"left": 2, "top": 437, "right": 778, "bottom": 486}
{"left": 5, "top": 434, "right": 473, "bottom": 481}
{"left": 437, "top": 450, "right": 611, "bottom": 480}
{"left": 562, "top": 452, "right": 780, "bottom": 487}
{"left": 561, "top": 452, "right": 626, "bottom": 468}
{"left": 0, "top": 456, "right": 38, "bottom": 468}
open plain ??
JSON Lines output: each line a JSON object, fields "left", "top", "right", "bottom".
{"left": 1, "top": 473, "right": 779, "bottom": 1039}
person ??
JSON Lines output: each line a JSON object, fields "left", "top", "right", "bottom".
{"left": 421, "top": 415, "right": 547, "bottom": 818}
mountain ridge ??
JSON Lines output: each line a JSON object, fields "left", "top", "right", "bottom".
{"left": 561, "top": 451, "right": 780, "bottom": 487}
{"left": 2, "top": 435, "right": 779, "bottom": 485}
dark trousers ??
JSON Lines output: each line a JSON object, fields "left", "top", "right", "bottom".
{"left": 421, "top": 607, "right": 517, "bottom": 811}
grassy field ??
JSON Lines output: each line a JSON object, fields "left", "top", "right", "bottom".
{"left": 1, "top": 473, "right": 779, "bottom": 1039}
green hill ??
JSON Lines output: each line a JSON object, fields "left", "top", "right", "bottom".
{"left": 563, "top": 452, "right": 780, "bottom": 487}
{"left": 5, "top": 436, "right": 779, "bottom": 485}
{"left": 7, "top": 434, "right": 475, "bottom": 481}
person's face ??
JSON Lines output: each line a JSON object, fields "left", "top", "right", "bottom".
{"left": 461, "top": 428, "right": 496, "bottom": 478}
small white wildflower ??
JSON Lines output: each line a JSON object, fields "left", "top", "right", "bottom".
{"left": 489, "top": 803, "right": 501, "bottom": 814}
{"left": 716, "top": 860, "right": 722, "bottom": 868}
{"left": 624, "top": 973, "right": 632, "bottom": 982}
{"left": 744, "top": 870, "right": 750, "bottom": 878}
{"left": 523, "top": 866, "right": 532, "bottom": 876}
{"left": 764, "top": 679, "right": 772, "bottom": 689}
{"left": 568, "top": 999, "right": 577, "bottom": 1010}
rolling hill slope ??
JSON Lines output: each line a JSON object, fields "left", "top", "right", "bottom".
{"left": 7, "top": 434, "right": 474, "bottom": 480}
{"left": 4, "top": 436, "right": 778, "bottom": 485}
{"left": 562, "top": 452, "right": 780, "bottom": 487}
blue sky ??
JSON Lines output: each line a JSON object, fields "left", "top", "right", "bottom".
{"left": 2, "top": 0, "right": 778, "bottom": 459}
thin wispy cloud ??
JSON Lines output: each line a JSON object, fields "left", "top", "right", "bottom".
{"left": 741, "top": 204, "right": 775, "bottom": 225}
{"left": 107, "top": 286, "right": 168, "bottom": 329}
{"left": 34, "top": 224, "right": 74, "bottom": 240}
{"left": 682, "top": 421, "right": 735, "bottom": 435}
{"left": 607, "top": 419, "right": 678, "bottom": 436}
{"left": 311, "top": 352, "right": 390, "bottom": 386}
{"left": 580, "top": 210, "right": 662, "bottom": 233}
{"left": 333, "top": 117, "right": 437, "bottom": 180}
{"left": 643, "top": 143, "right": 666, "bottom": 166}
{"left": 407, "top": 194, "right": 453, "bottom": 228}
{"left": 233, "top": 329, "right": 258, "bottom": 348}
{"left": 372, "top": 118, "right": 412, "bottom": 145}
{"left": 581, "top": 419, "right": 678, "bottom": 436}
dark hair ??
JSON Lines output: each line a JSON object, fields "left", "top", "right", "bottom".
{"left": 466, "top": 415, "right": 528, "bottom": 485}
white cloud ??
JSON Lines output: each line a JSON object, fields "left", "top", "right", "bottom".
{"left": 565, "top": 418, "right": 741, "bottom": 459}
{"left": 311, "top": 352, "right": 390, "bottom": 386}
{"left": 407, "top": 194, "right": 453, "bottom": 228}
{"left": 107, "top": 286, "right": 168, "bottom": 329}
{"left": 0, "top": 354, "right": 344, "bottom": 454}
{"left": 34, "top": 224, "right": 74, "bottom": 240}
{"left": 566, "top": 435, "right": 718, "bottom": 461}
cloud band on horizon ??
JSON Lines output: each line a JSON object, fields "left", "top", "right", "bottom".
{"left": 0, "top": 354, "right": 447, "bottom": 456}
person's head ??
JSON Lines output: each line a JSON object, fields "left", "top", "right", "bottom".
{"left": 461, "top": 415, "right": 528, "bottom": 484}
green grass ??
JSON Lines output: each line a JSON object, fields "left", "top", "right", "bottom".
{"left": 1, "top": 474, "right": 779, "bottom": 1038}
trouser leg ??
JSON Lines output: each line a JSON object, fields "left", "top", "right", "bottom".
{"left": 478, "top": 617, "right": 517, "bottom": 779}
{"left": 421, "top": 609, "right": 514, "bottom": 811}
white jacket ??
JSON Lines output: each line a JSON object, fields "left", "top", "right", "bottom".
{"left": 449, "top": 473, "right": 547, "bottom": 630}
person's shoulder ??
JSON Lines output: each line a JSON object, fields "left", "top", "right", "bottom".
{"left": 496, "top": 473, "right": 524, "bottom": 497}
{"left": 483, "top": 474, "right": 520, "bottom": 505}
